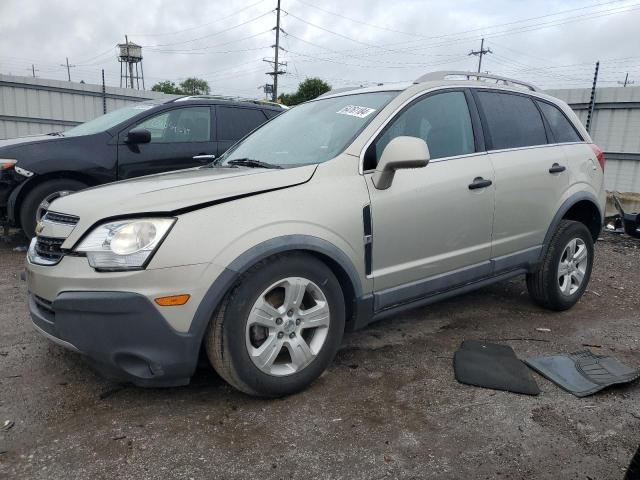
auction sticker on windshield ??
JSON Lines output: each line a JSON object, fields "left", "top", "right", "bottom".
{"left": 336, "top": 105, "right": 376, "bottom": 118}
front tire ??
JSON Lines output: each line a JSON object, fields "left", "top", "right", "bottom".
{"left": 526, "top": 220, "right": 594, "bottom": 311}
{"left": 205, "top": 253, "right": 345, "bottom": 397}
{"left": 19, "top": 179, "right": 87, "bottom": 238}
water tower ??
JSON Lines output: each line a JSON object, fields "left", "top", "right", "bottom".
{"left": 118, "top": 36, "right": 144, "bottom": 89}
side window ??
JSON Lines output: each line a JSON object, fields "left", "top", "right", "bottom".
{"left": 135, "top": 107, "right": 211, "bottom": 143}
{"left": 217, "top": 107, "right": 268, "bottom": 141}
{"left": 536, "top": 101, "right": 582, "bottom": 143}
{"left": 263, "top": 109, "right": 281, "bottom": 119}
{"left": 476, "top": 91, "right": 547, "bottom": 150}
{"left": 370, "top": 91, "right": 475, "bottom": 167}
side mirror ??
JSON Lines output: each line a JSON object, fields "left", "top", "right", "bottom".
{"left": 372, "top": 136, "right": 430, "bottom": 190}
{"left": 125, "top": 127, "right": 151, "bottom": 144}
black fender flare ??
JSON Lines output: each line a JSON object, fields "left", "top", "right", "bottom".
{"left": 538, "top": 191, "right": 603, "bottom": 262}
{"left": 188, "top": 234, "right": 364, "bottom": 341}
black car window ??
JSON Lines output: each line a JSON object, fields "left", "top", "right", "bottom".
{"left": 536, "top": 101, "right": 582, "bottom": 143}
{"left": 476, "top": 91, "right": 547, "bottom": 150}
{"left": 217, "top": 107, "right": 267, "bottom": 141}
{"left": 263, "top": 109, "right": 282, "bottom": 119}
{"left": 136, "top": 106, "right": 211, "bottom": 143}
{"left": 372, "top": 91, "right": 475, "bottom": 166}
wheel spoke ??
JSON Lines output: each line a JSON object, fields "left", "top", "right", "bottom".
{"left": 568, "top": 239, "right": 577, "bottom": 257}
{"left": 560, "top": 274, "right": 572, "bottom": 295}
{"left": 558, "top": 262, "right": 570, "bottom": 279}
{"left": 251, "top": 334, "right": 282, "bottom": 370}
{"left": 572, "top": 268, "right": 585, "bottom": 285}
{"left": 286, "top": 336, "right": 314, "bottom": 370}
{"left": 298, "top": 301, "right": 330, "bottom": 329}
{"left": 283, "top": 278, "right": 307, "bottom": 311}
{"left": 573, "top": 244, "right": 587, "bottom": 264}
{"left": 249, "top": 298, "right": 280, "bottom": 328}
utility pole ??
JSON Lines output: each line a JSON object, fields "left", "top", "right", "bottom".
{"left": 469, "top": 38, "right": 492, "bottom": 73}
{"left": 617, "top": 72, "right": 635, "bottom": 87}
{"left": 586, "top": 61, "right": 599, "bottom": 134}
{"left": 28, "top": 64, "right": 38, "bottom": 77}
{"left": 60, "top": 57, "right": 76, "bottom": 81}
{"left": 101, "top": 69, "right": 107, "bottom": 114}
{"left": 265, "top": 0, "right": 286, "bottom": 102}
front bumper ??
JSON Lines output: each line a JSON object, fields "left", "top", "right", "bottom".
{"left": 28, "top": 290, "right": 201, "bottom": 387}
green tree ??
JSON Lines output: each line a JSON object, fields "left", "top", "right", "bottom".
{"left": 151, "top": 80, "right": 182, "bottom": 95}
{"left": 278, "top": 78, "right": 331, "bottom": 106}
{"left": 151, "top": 78, "right": 211, "bottom": 95}
{"left": 179, "top": 77, "right": 210, "bottom": 95}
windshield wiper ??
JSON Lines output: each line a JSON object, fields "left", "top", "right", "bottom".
{"left": 226, "top": 158, "right": 282, "bottom": 169}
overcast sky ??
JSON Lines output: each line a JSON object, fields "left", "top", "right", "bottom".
{"left": 1, "top": 0, "right": 639, "bottom": 97}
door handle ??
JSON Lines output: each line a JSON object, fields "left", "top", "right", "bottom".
{"left": 549, "top": 163, "right": 566, "bottom": 173}
{"left": 193, "top": 154, "right": 216, "bottom": 160}
{"left": 468, "top": 177, "right": 493, "bottom": 190}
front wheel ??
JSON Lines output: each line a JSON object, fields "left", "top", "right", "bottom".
{"left": 526, "top": 220, "right": 594, "bottom": 311}
{"left": 19, "top": 179, "right": 87, "bottom": 238}
{"left": 205, "top": 253, "right": 345, "bottom": 397}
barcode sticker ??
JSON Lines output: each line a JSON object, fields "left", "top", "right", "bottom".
{"left": 336, "top": 105, "right": 376, "bottom": 118}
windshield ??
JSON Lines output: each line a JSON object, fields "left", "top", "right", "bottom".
{"left": 220, "top": 91, "right": 399, "bottom": 167}
{"left": 63, "top": 102, "right": 159, "bottom": 137}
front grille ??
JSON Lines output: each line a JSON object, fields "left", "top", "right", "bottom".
{"left": 34, "top": 236, "right": 65, "bottom": 262}
{"left": 43, "top": 211, "right": 79, "bottom": 226}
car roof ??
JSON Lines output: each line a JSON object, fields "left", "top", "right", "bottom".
{"left": 317, "top": 71, "right": 543, "bottom": 100}
{"left": 165, "top": 95, "right": 287, "bottom": 111}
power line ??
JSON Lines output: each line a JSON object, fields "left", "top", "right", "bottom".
{"left": 131, "top": 0, "right": 266, "bottom": 36}
{"left": 142, "top": 10, "right": 273, "bottom": 48}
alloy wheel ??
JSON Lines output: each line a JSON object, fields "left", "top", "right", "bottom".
{"left": 245, "top": 277, "right": 331, "bottom": 376}
{"left": 557, "top": 237, "right": 588, "bottom": 296}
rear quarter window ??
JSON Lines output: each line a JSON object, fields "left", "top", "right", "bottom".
{"left": 476, "top": 91, "right": 547, "bottom": 150}
{"left": 536, "top": 101, "right": 582, "bottom": 143}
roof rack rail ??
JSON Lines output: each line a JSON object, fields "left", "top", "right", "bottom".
{"left": 172, "top": 94, "right": 289, "bottom": 109}
{"left": 414, "top": 71, "right": 539, "bottom": 92}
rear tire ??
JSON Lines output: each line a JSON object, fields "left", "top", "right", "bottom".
{"left": 19, "top": 179, "right": 87, "bottom": 238}
{"left": 205, "top": 253, "right": 345, "bottom": 397}
{"left": 526, "top": 220, "right": 594, "bottom": 311}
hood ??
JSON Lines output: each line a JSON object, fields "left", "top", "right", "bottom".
{"left": 49, "top": 164, "right": 317, "bottom": 222}
{"left": 0, "top": 134, "right": 62, "bottom": 150}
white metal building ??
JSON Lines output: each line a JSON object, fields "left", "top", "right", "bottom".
{"left": 547, "top": 86, "right": 640, "bottom": 193}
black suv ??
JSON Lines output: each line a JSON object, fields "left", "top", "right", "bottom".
{"left": 0, "top": 96, "right": 285, "bottom": 237}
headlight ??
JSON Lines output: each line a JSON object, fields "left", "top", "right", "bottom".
{"left": 75, "top": 218, "right": 175, "bottom": 270}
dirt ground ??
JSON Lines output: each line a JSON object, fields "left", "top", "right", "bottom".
{"left": 0, "top": 230, "right": 639, "bottom": 480}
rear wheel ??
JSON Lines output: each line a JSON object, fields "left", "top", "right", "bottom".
{"left": 205, "top": 253, "right": 345, "bottom": 397}
{"left": 526, "top": 220, "right": 594, "bottom": 311}
{"left": 19, "top": 179, "right": 87, "bottom": 238}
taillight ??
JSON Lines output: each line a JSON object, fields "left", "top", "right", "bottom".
{"left": 589, "top": 144, "right": 605, "bottom": 172}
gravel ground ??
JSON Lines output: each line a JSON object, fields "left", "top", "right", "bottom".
{"left": 0, "top": 231, "right": 639, "bottom": 479}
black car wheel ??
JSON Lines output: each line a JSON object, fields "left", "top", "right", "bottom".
{"left": 19, "top": 179, "right": 87, "bottom": 238}
{"left": 526, "top": 220, "right": 594, "bottom": 311}
{"left": 205, "top": 253, "right": 346, "bottom": 397}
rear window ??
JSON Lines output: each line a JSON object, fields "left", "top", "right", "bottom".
{"left": 536, "top": 101, "right": 582, "bottom": 143}
{"left": 217, "top": 107, "right": 267, "bottom": 141}
{"left": 476, "top": 91, "right": 547, "bottom": 150}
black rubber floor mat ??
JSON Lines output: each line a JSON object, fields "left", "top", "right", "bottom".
{"left": 454, "top": 340, "right": 540, "bottom": 396}
{"left": 525, "top": 350, "right": 640, "bottom": 397}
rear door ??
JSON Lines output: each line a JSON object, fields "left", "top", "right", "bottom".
{"left": 215, "top": 106, "right": 268, "bottom": 156}
{"left": 117, "top": 106, "right": 217, "bottom": 179}
{"left": 366, "top": 90, "right": 496, "bottom": 300}
{"left": 474, "top": 90, "right": 569, "bottom": 262}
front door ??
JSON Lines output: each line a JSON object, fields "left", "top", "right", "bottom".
{"left": 117, "top": 106, "right": 217, "bottom": 179}
{"left": 365, "top": 90, "right": 495, "bottom": 307}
